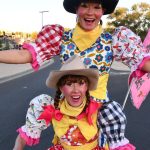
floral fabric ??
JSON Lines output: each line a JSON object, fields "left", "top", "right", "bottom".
{"left": 60, "top": 29, "right": 113, "bottom": 76}
{"left": 24, "top": 25, "right": 147, "bottom": 75}
{"left": 129, "top": 29, "right": 150, "bottom": 109}
{"left": 112, "top": 26, "right": 145, "bottom": 72}
{"left": 48, "top": 144, "right": 105, "bottom": 150}
{"left": 17, "top": 94, "right": 53, "bottom": 143}
{"left": 130, "top": 72, "right": 150, "bottom": 109}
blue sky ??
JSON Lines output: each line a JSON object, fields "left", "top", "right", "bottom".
{"left": 0, "top": 0, "right": 149, "bottom": 32}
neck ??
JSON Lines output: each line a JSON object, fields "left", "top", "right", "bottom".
{"left": 60, "top": 98, "right": 86, "bottom": 117}
{"left": 77, "top": 23, "right": 100, "bottom": 32}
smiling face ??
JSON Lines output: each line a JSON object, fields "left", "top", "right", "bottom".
{"left": 76, "top": 2, "right": 104, "bottom": 31}
{"left": 58, "top": 75, "right": 89, "bottom": 107}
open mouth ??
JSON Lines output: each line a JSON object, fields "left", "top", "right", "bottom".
{"left": 71, "top": 95, "right": 81, "bottom": 102}
{"left": 84, "top": 18, "right": 95, "bottom": 23}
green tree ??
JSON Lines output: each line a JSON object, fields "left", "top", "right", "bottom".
{"left": 105, "top": 2, "right": 150, "bottom": 41}
{"left": 3, "top": 40, "right": 10, "bottom": 50}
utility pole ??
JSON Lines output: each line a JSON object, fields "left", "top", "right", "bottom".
{"left": 39, "top": 11, "right": 49, "bottom": 27}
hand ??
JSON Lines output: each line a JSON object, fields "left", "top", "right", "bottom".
{"left": 141, "top": 60, "right": 150, "bottom": 72}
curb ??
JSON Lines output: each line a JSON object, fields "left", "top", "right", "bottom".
{"left": 0, "top": 60, "right": 130, "bottom": 84}
{"left": 0, "top": 59, "right": 54, "bottom": 84}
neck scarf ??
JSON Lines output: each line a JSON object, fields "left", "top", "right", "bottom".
{"left": 72, "top": 23, "right": 102, "bottom": 51}
{"left": 60, "top": 98, "right": 86, "bottom": 117}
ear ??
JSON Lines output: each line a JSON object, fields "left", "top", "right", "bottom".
{"left": 76, "top": 16, "right": 79, "bottom": 23}
{"left": 102, "top": 8, "right": 106, "bottom": 15}
{"left": 59, "top": 87, "right": 63, "bottom": 93}
{"left": 75, "top": 5, "right": 78, "bottom": 14}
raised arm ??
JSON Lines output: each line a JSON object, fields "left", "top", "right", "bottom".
{"left": 112, "top": 26, "right": 150, "bottom": 109}
{"left": 14, "top": 94, "right": 54, "bottom": 149}
{"left": 0, "top": 49, "right": 32, "bottom": 64}
{"left": 0, "top": 24, "right": 64, "bottom": 71}
{"left": 140, "top": 29, "right": 150, "bottom": 72}
{"left": 112, "top": 26, "right": 150, "bottom": 74}
{"left": 141, "top": 59, "right": 150, "bottom": 72}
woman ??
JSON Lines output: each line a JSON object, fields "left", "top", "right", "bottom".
{"left": 1, "top": 0, "right": 150, "bottom": 149}
{"left": 13, "top": 55, "right": 135, "bottom": 150}
{"left": 13, "top": 55, "right": 104, "bottom": 149}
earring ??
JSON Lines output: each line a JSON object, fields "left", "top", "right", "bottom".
{"left": 100, "top": 20, "right": 103, "bottom": 25}
{"left": 76, "top": 16, "right": 79, "bottom": 23}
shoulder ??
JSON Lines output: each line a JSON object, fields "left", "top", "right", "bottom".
{"left": 41, "top": 24, "right": 64, "bottom": 33}
{"left": 113, "top": 26, "right": 138, "bottom": 38}
{"left": 37, "top": 24, "right": 64, "bottom": 39}
{"left": 101, "top": 31, "right": 112, "bottom": 41}
{"left": 29, "top": 94, "right": 54, "bottom": 108}
{"left": 63, "top": 28, "right": 73, "bottom": 36}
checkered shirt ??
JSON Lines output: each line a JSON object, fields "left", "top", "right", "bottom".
{"left": 35, "top": 24, "right": 64, "bottom": 61}
{"left": 98, "top": 100, "right": 127, "bottom": 147}
{"left": 23, "top": 24, "right": 64, "bottom": 70}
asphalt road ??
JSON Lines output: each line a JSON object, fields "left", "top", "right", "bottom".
{"left": 0, "top": 58, "right": 150, "bottom": 150}
{"left": 0, "top": 57, "right": 61, "bottom": 150}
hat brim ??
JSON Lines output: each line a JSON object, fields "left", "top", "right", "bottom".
{"left": 63, "top": 0, "right": 119, "bottom": 15}
{"left": 46, "top": 68, "right": 99, "bottom": 90}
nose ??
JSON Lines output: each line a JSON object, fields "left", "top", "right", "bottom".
{"left": 72, "top": 83, "right": 79, "bottom": 92}
{"left": 87, "top": 6, "right": 94, "bottom": 14}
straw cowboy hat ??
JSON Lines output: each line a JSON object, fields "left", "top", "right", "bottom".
{"left": 46, "top": 55, "right": 99, "bottom": 90}
{"left": 63, "top": 0, "right": 119, "bottom": 15}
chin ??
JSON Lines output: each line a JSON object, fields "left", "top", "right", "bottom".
{"left": 84, "top": 26, "right": 95, "bottom": 31}
{"left": 71, "top": 102, "right": 82, "bottom": 107}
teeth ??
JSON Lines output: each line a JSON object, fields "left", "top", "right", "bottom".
{"left": 85, "top": 18, "right": 94, "bottom": 21}
{"left": 72, "top": 96, "right": 80, "bottom": 99}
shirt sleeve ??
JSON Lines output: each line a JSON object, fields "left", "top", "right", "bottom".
{"left": 17, "top": 94, "right": 54, "bottom": 146}
{"left": 112, "top": 26, "right": 150, "bottom": 73}
{"left": 98, "top": 100, "right": 135, "bottom": 150}
{"left": 23, "top": 24, "right": 64, "bottom": 71}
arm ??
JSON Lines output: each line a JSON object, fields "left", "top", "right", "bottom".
{"left": 0, "top": 49, "right": 32, "bottom": 64}
{"left": 13, "top": 135, "right": 26, "bottom": 150}
{"left": 0, "top": 24, "right": 64, "bottom": 70}
{"left": 142, "top": 29, "right": 150, "bottom": 72}
{"left": 112, "top": 26, "right": 150, "bottom": 73}
{"left": 112, "top": 27, "right": 150, "bottom": 109}
{"left": 14, "top": 94, "right": 54, "bottom": 148}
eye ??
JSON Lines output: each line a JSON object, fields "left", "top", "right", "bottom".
{"left": 95, "top": 4, "right": 102, "bottom": 9}
{"left": 80, "top": 2, "right": 88, "bottom": 8}
{"left": 65, "top": 81, "right": 73, "bottom": 86}
{"left": 79, "top": 80, "right": 86, "bottom": 85}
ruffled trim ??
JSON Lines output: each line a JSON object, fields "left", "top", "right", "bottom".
{"left": 23, "top": 43, "right": 40, "bottom": 71}
{"left": 109, "top": 138, "right": 129, "bottom": 149}
{"left": 111, "top": 143, "right": 136, "bottom": 150}
{"left": 17, "top": 128, "right": 40, "bottom": 146}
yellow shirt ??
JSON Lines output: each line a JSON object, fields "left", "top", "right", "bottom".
{"left": 72, "top": 24, "right": 109, "bottom": 100}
